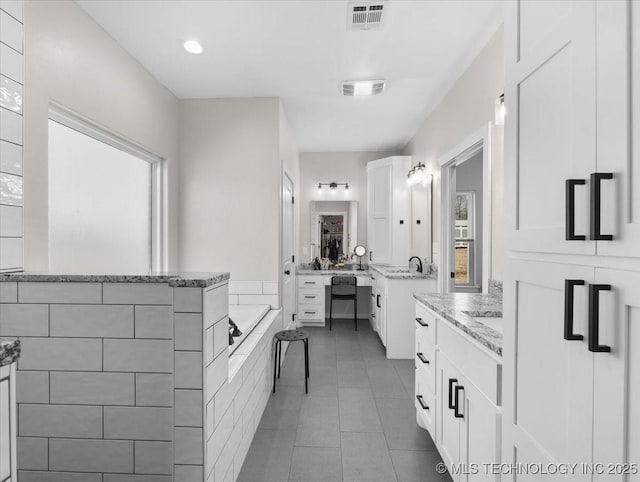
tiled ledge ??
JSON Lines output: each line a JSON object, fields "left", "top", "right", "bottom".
{"left": 0, "top": 271, "right": 230, "bottom": 287}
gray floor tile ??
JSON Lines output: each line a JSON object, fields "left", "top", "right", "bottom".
{"left": 295, "top": 396, "right": 340, "bottom": 447}
{"left": 237, "top": 429, "right": 296, "bottom": 482}
{"left": 259, "top": 385, "right": 304, "bottom": 430}
{"left": 375, "top": 397, "right": 436, "bottom": 451}
{"left": 341, "top": 432, "right": 398, "bottom": 482}
{"left": 337, "top": 358, "right": 370, "bottom": 388}
{"left": 367, "top": 363, "right": 410, "bottom": 399}
{"left": 390, "top": 450, "right": 452, "bottom": 482}
{"left": 392, "top": 360, "right": 416, "bottom": 398}
{"left": 338, "top": 386, "right": 383, "bottom": 433}
{"left": 288, "top": 446, "right": 342, "bottom": 482}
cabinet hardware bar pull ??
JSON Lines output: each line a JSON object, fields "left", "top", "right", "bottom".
{"left": 304, "top": 311, "right": 315, "bottom": 315}
{"left": 304, "top": 282, "right": 315, "bottom": 284}
{"left": 454, "top": 385, "right": 464, "bottom": 418}
{"left": 564, "top": 279, "right": 585, "bottom": 341}
{"left": 448, "top": 378, "right": 458, "bottom": 410}
{"left": 416, "top": 395, "right": 429, "bottom": 410}
{"left": 588, "top": 284, "right": 612, "bottom": 352}
{"left": 415, "top": 317, "right": 428, "bottom": 327}
{"left": 565, "top": 179, "right": 586, "bottom": 240}
{"left": 376, "top": 294, "right": 381, "bottom": 308}
{"left": 304, "top": 296, "right": 315, "bottom": 298}
{"left": 590, "top": 173, "right": 614, "bottom": 241}
{"left": 416, "top": 353, "right": 430, "bottom": 364}
{"left": 369, "top": 251, "right": 373, "bottom": 261}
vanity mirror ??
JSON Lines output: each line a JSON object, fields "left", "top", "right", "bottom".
{"left": 309, "top": 201, "right": 358, "bottom": 262}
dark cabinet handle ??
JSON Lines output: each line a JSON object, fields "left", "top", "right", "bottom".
{"left": 304, "top": 281, "right": 315, "bottom": 285}
{"left": 416, "top": 352, "right": 430, "bottom": 364}
{"left": 565, "top": 179, "right": 586, "bottom": 240}
{"left": 564, "top": 279, "right": 585, "bottom": 341}
{"left": 376, "top": 294, "right": 381, "bottom": 308}
{"left": 589, "top": 284, "right": 611, "bottom": 352}
{"left": 454, "top": 385, "right": 464, "bottom": 418}
{"left": 416, "top": 395, "right": 429, "bottom": 410}
{"left": 369, "top": 251, "right": 373, "bottom": 261}
{"left": 284, "top": 270, "right": 291, "bottom": 275}
{"left": 448, "top": 378, "right": 458, "bottom": 410}
{"left": 304, "top": 295, "right": 315, "bottom": 299}
{"left": 590, "top": 173, "right": 614, "bottom": 241}
{"left": 415, "top": 317, "right": 428, "bottom": 327}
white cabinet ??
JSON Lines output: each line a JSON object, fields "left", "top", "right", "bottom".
{"left": 366, "top": 156, "right": 411, "bottom": 266}
{"left": 296, "top": 276, "right": 325, "bottom": 324}
{"left": 0, "top": 360, "right": 17, "bottom": 482}
{"left": 504, "top": 2, "right": 640, "bottom": 479}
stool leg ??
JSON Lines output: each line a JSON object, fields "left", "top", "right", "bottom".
{"left": 329, "top": 295, "right": 333, "bottom": 331}
{"left": 277, "top": 340, "right": 282, "bottom": 379}
{"left": 272, "top": 339, "right": 279, "bottom": 393}
{"left": 304, "top": 339, "right": 308, "bottom": 394}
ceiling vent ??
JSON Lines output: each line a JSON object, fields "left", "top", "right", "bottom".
{"left": 348, "top": 2, "right": 385, "bottom": 30}
{"left": 341, "top": 80, "right": 386, "bottom": 96}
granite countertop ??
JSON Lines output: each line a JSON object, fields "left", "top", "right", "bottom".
{"left": 296, "top": 266, "right": 373, "bottom": 276}
{"left": 0, "top": 338, "right": 20, "bottom": 367}
{"left": 413, "top": 292, "right": 503, "bottom": 356}
{"left": 0, "top": 271, "right": 230, "bottom": 288}
{"left": 369, "top": 264, "right": 437, "bottom": 280}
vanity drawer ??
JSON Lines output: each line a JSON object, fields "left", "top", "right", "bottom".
{"left": 415, "top": 367, "right": 435, "bottom": 437}
{"left": 415, "top": 303, "right": 437, "bottom": 345}
{"left": 298, "top": 276, "right": 323, "bottom": 288}
{"left": 297, "top": 304, "right": 324, "bottom": 321}
{"left": 299, "top": 289, "right": 322, "bottom": 305}
{"left": 415, "top": 334, "right": 436, "bottom": 394}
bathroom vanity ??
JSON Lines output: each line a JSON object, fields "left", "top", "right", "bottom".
{"left": 0, "top": 272, "right": 282, "bottom": 482}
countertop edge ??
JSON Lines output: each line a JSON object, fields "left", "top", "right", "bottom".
{"left": 0, "top": 272, "right": 231, "bottom": 287}
{"left": 0, "top": 338, "right": 21, "bottom": 367}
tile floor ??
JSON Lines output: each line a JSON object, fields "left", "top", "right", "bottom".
{"left": 237, "top": 320, "right": 452, "bottom": 482}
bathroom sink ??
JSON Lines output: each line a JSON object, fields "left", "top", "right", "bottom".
{"left": 385, "top": 268, "right": 414, "bottom": 274}
{"left": 472, "top": 316, "right": 504, "bottom": 334}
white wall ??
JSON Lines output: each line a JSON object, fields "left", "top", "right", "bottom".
{"left": 179, "top": 97, "right": 290, "bottom": 281}
{"left": 403, "top": 26, "right": 504, "bottom": 281}
{"left": 23, "top": 0, "right": 180, "bottom": 271}
{"left": 298, "top": 151, "right": 398, "bottom": 263}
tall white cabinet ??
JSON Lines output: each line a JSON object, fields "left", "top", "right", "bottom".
{"left": 503, "top": 1, "right": 640, "bottom": 479}
{"left": 366, "top": 156, "right": 411, "bottom": 266}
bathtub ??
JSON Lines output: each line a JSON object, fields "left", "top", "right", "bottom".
{"left": 228, "top": 304, "right": 271, "bottom": 354}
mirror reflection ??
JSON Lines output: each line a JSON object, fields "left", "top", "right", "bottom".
{"left": 309, "top": 201, "right": 358, "bottom": 263}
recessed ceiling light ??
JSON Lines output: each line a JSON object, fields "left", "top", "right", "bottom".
{"left": 183, "top": 40, "right": 204, "bottom": 55}
{"left": 341, "top": 79, "right": 386, "bottom": 96}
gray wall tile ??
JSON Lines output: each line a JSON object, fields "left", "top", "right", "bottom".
{"left": 175, "top": 351, "right": 202, "bottom": 389}
{"left": 50, "top": 371, "right": 134, "bottom": 405}
{"left": 18, "top": 471, "right": 102, "bottom": 482}
{"left": 134, "top": 441, "right": 172, "bottom": 475}
{"left": 49, "top": 438, "right": 133, "bottom": 473}
{"left": 175, "top": 465, "right": 204, "bottom": 482}
{"left": 103, "top": 283, "right": 172, "bottom": 305}
{"left": 135, "top": 305, "right": 172, "bottom": 339}
{"left": 104, "top": 475, "right": 172, "bottom": 482}
{"left": 204, "top": 284, "right": 228, "bottom": 328}
{"left": 175, "top": 427, "right": 203, "bottom": 465}
{"left": 175, "top": 313, "right": 202, "bottom": 350}
{"left": 212, "top": 317, "right": 228, "bottom": 360}
{"left": 16, "top": 370, "right": 48, "bottom": 403}
{"left": 175, "top": 389, "right": 203, "bottom": 427}
{"left": 104, "top": 339, "right": 172, "bottom": 373}
{"left": 18, "top": 337, "right": 102, "bottom": 371}
{"left": 16, "top": 437, "right": 48, "bottom": 470}
{"left": 174, "top": 288, "right": 202, "bottom": 313}
{"left": 0, "top": 281, "right": 17, "bottom": 302}
{"left": 205, "top": 349, "right": 228, "bottom": 401}
{"left": 18, "top": 282, "right": 102, "bottom": 304}
{"left": 50, "top": 304, "right": 133, "bottom": 338}
{"left": 19, "top": 404, "right": 102, "bottom": 438}
{"left": 104, "top": 406, "right": 172, "bottom": 441}
{"left": 0, "top": 304, "right": 48, "bottom": 336}
{"left": 136, "top": 373, "right": 172, "bottom": 407}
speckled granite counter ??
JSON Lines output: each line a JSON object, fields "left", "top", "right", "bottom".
{"left": 0, "top": 337, "right": 20, "bottom": 367}
{"left": 296, "top": 266, "right": 373, "bottom": 277}
{"left": 0, "top": 271, "right": 230, "bottom": 287}
{"left": 369, "top": 264, "right": 437, "bottom": 280}
{"left": 414, "top": 292, "right": 503, "bottom": 356}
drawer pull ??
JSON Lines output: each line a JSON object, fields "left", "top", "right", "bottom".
{"left": 304, "top": 281, "right": 315, "bottom": 285}
{"left": 564, "top": 279, "right": 584, "bottom": 341}
{"left": 448, "top": 378, "right": 458, "bottom": 410}
{"left": 416, "top": 395, "right": 429, "bottom": 410}
{"left": 565, "top": 179, "right": 586, "bottom": 240}
{"left": 304, "top": 311, "right": 316, "bottom": 315}
{"left": 416, "top": 352, "right": 430, "bottom": 364}
{"left": 304, "top": 295, "right": 315, "bottom": 299}
{"left": 416, "top": 317, "right": 429, "bottom": 327}
{"left": 454, "top": 385, "right": 464, "bottom": 418}
{"left": 590, "top": 172, "right": 614, "bottom": 241}
{"left": 588, "top": 284, "right": 612, "bottom": 352}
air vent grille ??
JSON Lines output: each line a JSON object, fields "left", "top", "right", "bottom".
{"left": 341, "top": 80, "right": 386, "bottom": 96}
{"left": 348, "top": 2, "right": 385, "bottom": 30}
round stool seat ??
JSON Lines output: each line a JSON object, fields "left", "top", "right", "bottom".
{"left": 275, "top": 329, "right": 309, "bottom": 342}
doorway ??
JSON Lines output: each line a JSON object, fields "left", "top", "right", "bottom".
{"left": 440, "top": 124, "right": 492, "bottom": 294}
{"left": 282, "top": 170, "right": 295, "bottom": 330}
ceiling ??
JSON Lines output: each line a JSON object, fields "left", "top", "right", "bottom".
{"left": 76, "top": 0, "right": 503, "bottom": 152}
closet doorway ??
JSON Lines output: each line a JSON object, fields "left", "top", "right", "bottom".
{"left": 318, "top": 212, "right": 347, "bottom": 262}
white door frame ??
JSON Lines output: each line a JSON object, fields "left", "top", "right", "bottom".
{"left": 438, "top": 123, "right": 493, "bottom": 294}
{"left": 280, "top": 164, "right": 296, "bottom": 330}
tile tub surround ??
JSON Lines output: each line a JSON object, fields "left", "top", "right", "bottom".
{"left": 0, "top": 336, "right": 20, "bottom": 366}
{"left": 228, "top": 280, "right": 279, "bottom": 308}
{"left": 413, "top": 292, "right": 503, "bottom": 356}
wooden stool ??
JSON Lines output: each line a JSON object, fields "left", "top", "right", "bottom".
{"left": 273, "top": 329, "right": 309, "bottom": 394}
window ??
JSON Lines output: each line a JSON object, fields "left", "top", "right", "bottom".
{"left": 47, "top": 108, "right": 162, "bottom": 273}
{"left": 455, "top": 192, "right": 475, "bottom": 285}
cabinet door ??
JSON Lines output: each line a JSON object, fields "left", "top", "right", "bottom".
{"left": 503, "top": 259, "right": 594, "bottom": 481}
{"left": 459, "top": 379, "right": 501, "bottom": 482}
{"left": 591, "top": 268, "right": 640, "bottom": 481}
{"left": 437, "top": 353, "right": 462, "bottom": 479}
{"left": 505, "top": 0, "right": 596, "bottom": 255}
{"left": 368, "top": 165, "right": 391, "bottom": 264}
{"left": 595, "top": 1, "right": 640, "bottom": 257}
{"left": 378, "top": 285, "right": 387, "bottom": 348}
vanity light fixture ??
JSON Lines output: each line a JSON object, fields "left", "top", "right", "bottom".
{"left": 318, "top": 182, "right": 349, "bottom": 190}
{"left": 407, "top": 162, "right": 426, "bottom": 186}
{"left": 495, "top": 92, "right": 505, "bottom": 125}
{"left": 183, "top": 39, "right": 204, "bottom": 54}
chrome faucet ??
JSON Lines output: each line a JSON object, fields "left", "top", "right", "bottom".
{"left": 409, "top": 256, "right": 423, "bottom": 273}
